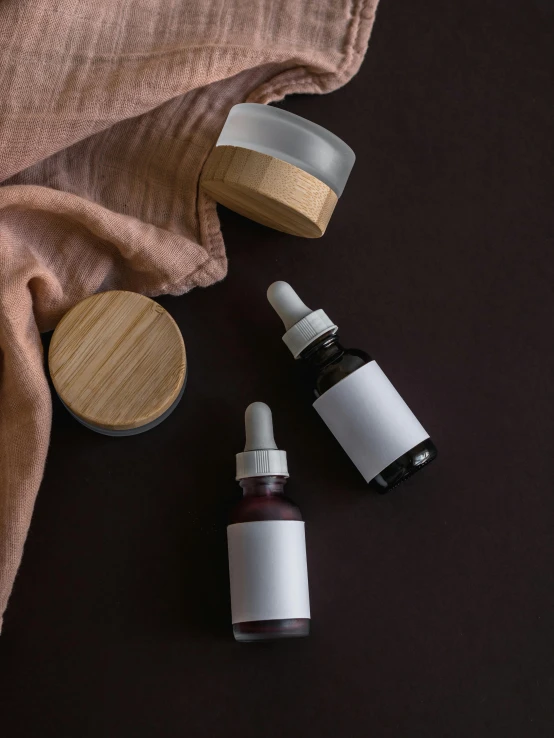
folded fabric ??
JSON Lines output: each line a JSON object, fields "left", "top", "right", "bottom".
{"left": 0, "top": 0, "right": 378, "bottom": 630}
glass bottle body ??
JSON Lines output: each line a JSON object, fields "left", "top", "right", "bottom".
{"left": 229, "top": 476, "right": 310, "bottom": 642}
{"left": 301, "top": 333, "right": 437, "bottom": 492}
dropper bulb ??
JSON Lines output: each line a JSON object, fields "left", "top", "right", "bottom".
{"left": 267, "top": 281, "right": 313, "bottom": 330}
{"left": 244, "top": 402, "right": 278, "bottom": 451}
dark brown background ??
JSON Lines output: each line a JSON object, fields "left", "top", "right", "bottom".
{"left": 1, "top": 0, "right": 553, "bottom": 735}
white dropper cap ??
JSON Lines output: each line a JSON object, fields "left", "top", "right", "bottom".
{"left": 267, "top": 281, "right": 338, "bottom": 358}
{"left": 236, "top": 402, "right": 289, "bottom": 480}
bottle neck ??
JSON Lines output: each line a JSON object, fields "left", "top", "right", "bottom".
{"left": 299, "top": 332, "right": 344, "bottom": 370}
{"left": 239, "top": 475, "right": 288, "bottom": 497}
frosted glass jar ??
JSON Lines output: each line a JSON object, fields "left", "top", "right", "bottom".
{"left": 48, "top": 291, "right": 187, "bottom": 436}
{"left": 201, "top": 103, "right": 355, "bottom": 238}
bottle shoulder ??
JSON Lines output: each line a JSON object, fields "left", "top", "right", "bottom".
{"left": 229, "top": 493, "right": 303, "bottom": 524}
{"left": 314, "top": 347, "right": 372, "bottom": 397}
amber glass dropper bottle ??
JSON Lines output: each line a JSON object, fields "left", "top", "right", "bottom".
{"left": 228, "top": 402, "right": 310, "bottom": 642}
{"left": 267, "top": 282, "right": 437, "bottom": 492}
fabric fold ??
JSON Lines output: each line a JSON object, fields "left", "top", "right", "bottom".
{"left": 0, "top": 0, "right": 378, "bottom": 630}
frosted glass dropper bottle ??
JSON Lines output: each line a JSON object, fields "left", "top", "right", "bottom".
{"left": 228, "top": 402, "right": 310, "bottom": 642}
{"left": 267, "top": 282, "right": 437, "bottom": 491}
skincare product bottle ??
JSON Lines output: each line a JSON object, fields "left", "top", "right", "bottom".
{"left": 267, "top": 282, "right": 437, "bottom": 491}
{"left": 228, "top": 402, "right": 310, "bottom": 642}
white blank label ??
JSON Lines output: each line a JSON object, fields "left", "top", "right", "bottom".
{"left": 313, "top": 361, "right": 429, "bottom": 483}
{"left": 227, "top": 520, "right": 310, "bottom": 624}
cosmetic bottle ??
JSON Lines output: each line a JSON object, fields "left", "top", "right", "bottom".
{"left": 267, "top": 282, "right": 437, "bottom": 491}
{"left": 228, "top": 402, "right": 310, "bottom": 642}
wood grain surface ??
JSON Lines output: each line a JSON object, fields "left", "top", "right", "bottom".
{"left": 201, "top": 145, "right": 338, "bottom": 238}
{"left": 49, "top": 291, "right": 186, "bottom": 431}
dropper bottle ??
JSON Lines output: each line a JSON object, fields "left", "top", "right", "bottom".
{"left": 228, "top": 402, "right": 310, "bottom": 642}
{"left": 267, "top": 281, "right": 437, "bottom": 491}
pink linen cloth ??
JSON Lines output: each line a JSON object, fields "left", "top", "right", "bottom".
{"left": 0, "top": 0, "right": 378, "bottom": 629}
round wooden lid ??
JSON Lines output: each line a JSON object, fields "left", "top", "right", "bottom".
{"left": 49, "top": 291, "right": 187, "bottom": 432}
{"left": 201, "top": 146, "right": 338, "bottom": 238}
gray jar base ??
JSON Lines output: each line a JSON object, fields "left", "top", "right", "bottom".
{"left": 59, "top": 376, "right": 186, "bottom": 436}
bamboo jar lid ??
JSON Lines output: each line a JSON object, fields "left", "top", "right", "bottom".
{"left": 49, "top": 291, "right": 187, "bottom": 436}
{"left": 202, "top": 146, "right": 338, "bottom": 238}
{"left": 201, "top": 104, "right": 355, "bottom": 239}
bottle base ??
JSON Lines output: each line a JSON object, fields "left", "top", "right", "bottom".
{"left": 369, "top": 439, "right": 438, "bottom": 493}
{"left": 233, "top": 618, "right": 310, "bottom": 642}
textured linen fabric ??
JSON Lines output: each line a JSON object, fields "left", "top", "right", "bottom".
{"left": 0, "top": 0, "right": 378, "bottom": 629}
